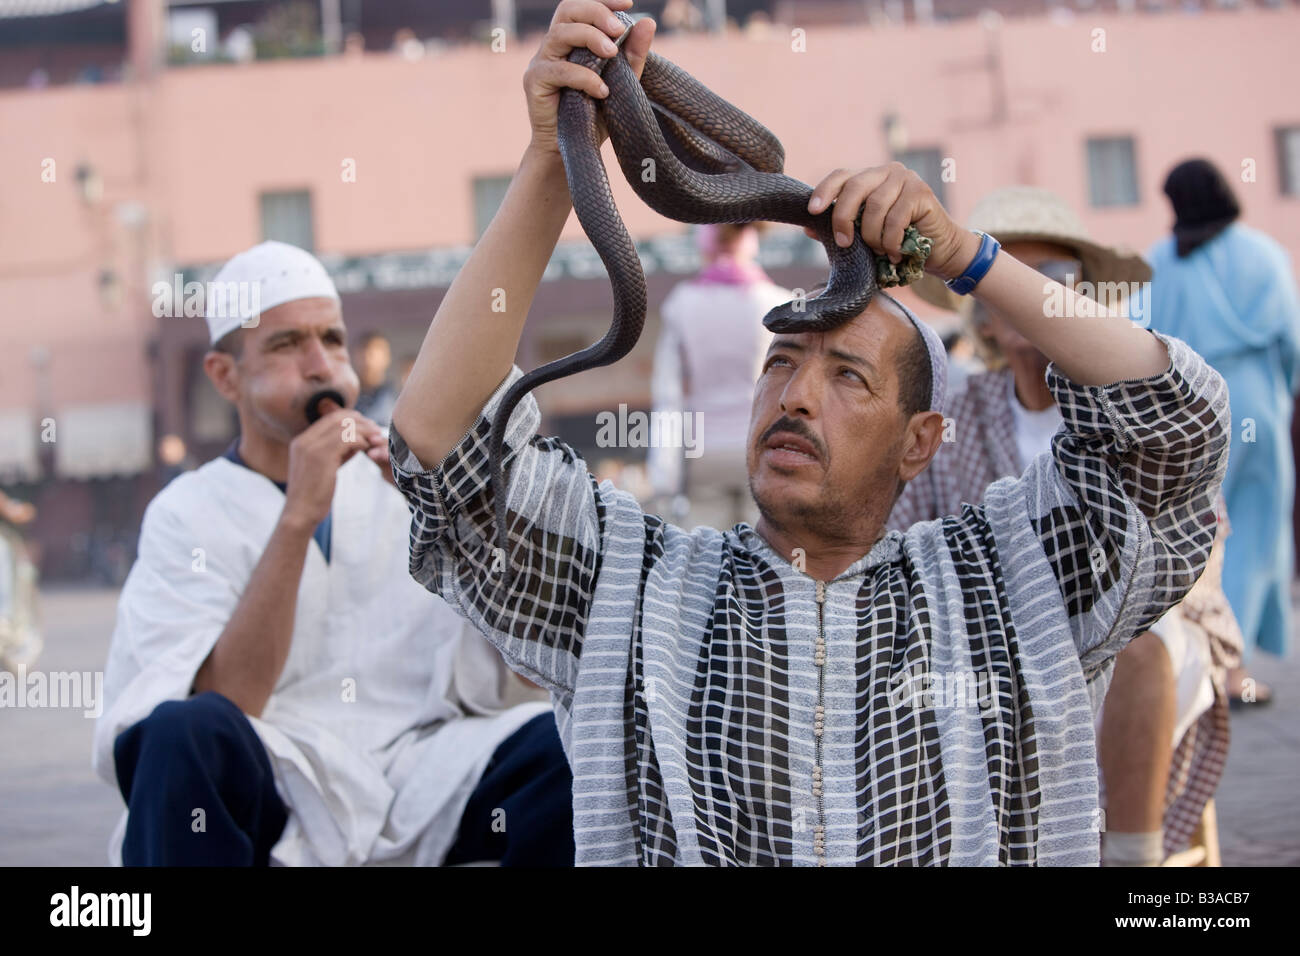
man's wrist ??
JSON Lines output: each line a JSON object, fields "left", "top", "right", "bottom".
{"left": 277, "top": 507, "right": 319, "bottom": 538}
{"left": 514, "top": 144, "right": 573, "bottom": 223}
{"left": 931, "top": 229, "right": 984, "bottom": 282}
{"left": 521, "top": 141, "right": 568, "bottom": 181}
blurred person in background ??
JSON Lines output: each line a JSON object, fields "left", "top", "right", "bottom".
{"left": 156, "top": 433, "right": 194, "bottom": 487}
{"left": 94, "top": 241, "right": 571, "bottom": 867}
{"left": 659, "top": 0, "right": 705, "bottom": 33}
{"left": 936, "top": 316, "right": 983, "bottom": 396}
{"left": 647, "top": 223, "right": 793, "bottom": 529}
{"left": 893, "top": 187, "right": 1241, "bottom": 866}
{"left": 1144, "top": 158, "right": 1300, "bottom": 706}
{"left": 399, "top": 354, "right": 418, "bottom": 390}
{"left": 0, "top": 490, "right": 38, "bottom": 530}
{"left": 0, "top": 488, "right": 41, "bottom": 672}
{"left": 354, "top": 331, "right": 399, "bottom": 427}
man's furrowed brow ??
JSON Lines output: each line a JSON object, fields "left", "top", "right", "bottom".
{"left": 262, "top": 324, "right": 345, "bottom": 346}
{"left": 767, "top": 338, "right": 878, "bottom": 378}
{"left": 828, "top": 347, "right": 877, "bottom": 377}
{"left": 768, "top": 337, "right": 805, "bottom": 355}
{"left": 262, "top": 329, "right": 301, "bottom": 348}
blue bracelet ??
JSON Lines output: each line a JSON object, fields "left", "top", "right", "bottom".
{"left": 945, "top": 231, "right": 1001, "bottom": 296}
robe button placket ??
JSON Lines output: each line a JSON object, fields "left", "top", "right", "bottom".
{"left": 813, "top": 580, "right": 828, "bottom": 864}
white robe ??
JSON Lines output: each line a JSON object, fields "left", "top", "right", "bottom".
{"left": 92, "top": 451, "right": 551, "bottom": 866}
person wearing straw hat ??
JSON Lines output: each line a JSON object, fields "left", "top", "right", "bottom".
{"left": 891, "top": 186, "right": 1243, "bottom": 866}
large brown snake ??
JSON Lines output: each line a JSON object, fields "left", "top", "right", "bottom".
{"left": 488, "top": 12, "right": 930, "bottom": 580}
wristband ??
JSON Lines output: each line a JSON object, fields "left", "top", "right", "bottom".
{"left": 944, "top": 231, "right": 1000, "bottom": 296}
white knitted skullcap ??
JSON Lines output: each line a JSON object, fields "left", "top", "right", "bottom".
{"left": 204, "top": 240, "right": 339, "bottom": 344}
{"left": 881, "top": 291, "right": 947, "bottom": 414}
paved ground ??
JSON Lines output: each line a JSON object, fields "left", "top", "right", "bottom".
{"left": 1, "top": 585, "right": 1297, "bottom": 866}
{"left": 1, "top": 588, "right": 124, "bottom": 866}
{"left": 1213, "top": 627, "right": 1300, "bottom": 866}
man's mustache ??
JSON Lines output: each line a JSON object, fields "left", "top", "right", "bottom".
{"left": 758, "top": 416, "right": 828, "bottom": 463}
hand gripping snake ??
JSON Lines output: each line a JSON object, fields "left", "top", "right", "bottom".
{"left": 487, "top": 11, "right": 931, "bottom": 580}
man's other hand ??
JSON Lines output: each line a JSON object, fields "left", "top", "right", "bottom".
{"left": 803, "top": 163, "right": 979, "bottom": 282}
{"left": 282, "top": 407, "right": 384, "bottom": 528}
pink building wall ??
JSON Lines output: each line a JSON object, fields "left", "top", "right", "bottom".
{"left": 3, "top": 7, "right": 1299, "bottom": 415}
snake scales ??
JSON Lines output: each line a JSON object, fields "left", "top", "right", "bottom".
{"left": 488, "top": 11, "right": 931, "bottom": 577}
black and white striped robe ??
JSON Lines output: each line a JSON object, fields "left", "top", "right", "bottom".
{"left": 389, "top": 331, "right": 1229, "bottom": 866}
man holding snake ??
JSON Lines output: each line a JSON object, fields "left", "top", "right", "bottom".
{"left": 389, "top": 0, "right": 1229, "bottom": 866}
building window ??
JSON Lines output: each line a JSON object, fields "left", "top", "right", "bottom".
{"left": 895, "top": 147, "right": 947, "bottom": 206}
{"left": 1086, "top": 136, "right": 1139, "bottom": 207}
{"left": 473, "top": 175, "right": 513, "bottom": 238}
{"left": 1277, "top": 126, "right": 1300, "bottom": 196}
{"left": 259, "top": 190, "right": 315, "bottom": 251}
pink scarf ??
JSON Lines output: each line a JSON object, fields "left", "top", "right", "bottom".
{"left": 695, "top": 224, "right": 771, "bottom": 285}
{"left": 697, "top": 258, "right": 772, "bottom": 285}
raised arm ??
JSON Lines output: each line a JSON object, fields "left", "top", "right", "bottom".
{"left": 390, "top": 0, "right": 655, "bottom": 468}
{"left": 813, "top": 165, "right": 1228, "bottom": 666}
{"left": 387, "top": 4, "right": 658, "bottom": 697}
{"left": 808, "top": 165, "right": 1170, "bottom": 386}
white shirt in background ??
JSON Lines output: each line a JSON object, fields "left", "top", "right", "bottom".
{"left": 1007, "top": 371, "right": 1065, "bottom": 473}
{"left": 1004, "top": 371, "right": 1214, "bottom": 750}
{"left": 648, "top": 277, "right": 794, "bottom": 499}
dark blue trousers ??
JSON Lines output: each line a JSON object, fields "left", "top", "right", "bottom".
{"left": 443, "top": 709, "right": 576, "bottom": 867}
{"left": 113, "top": 691, "right": 574, "bottom": 866}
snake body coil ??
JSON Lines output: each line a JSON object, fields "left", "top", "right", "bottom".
{"left": 488, "top": 12, "right": 914, "bottom": 578}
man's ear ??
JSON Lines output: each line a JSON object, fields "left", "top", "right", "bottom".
{"left": 203, "top": 350, "right": 240, "bottom": 404}
{"left": 898, "top": 410, "right": 945, "bottom": 483}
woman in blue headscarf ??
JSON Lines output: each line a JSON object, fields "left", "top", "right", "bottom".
{"left": 1144, "top": 158, "right": 1300, "bottom": 700}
